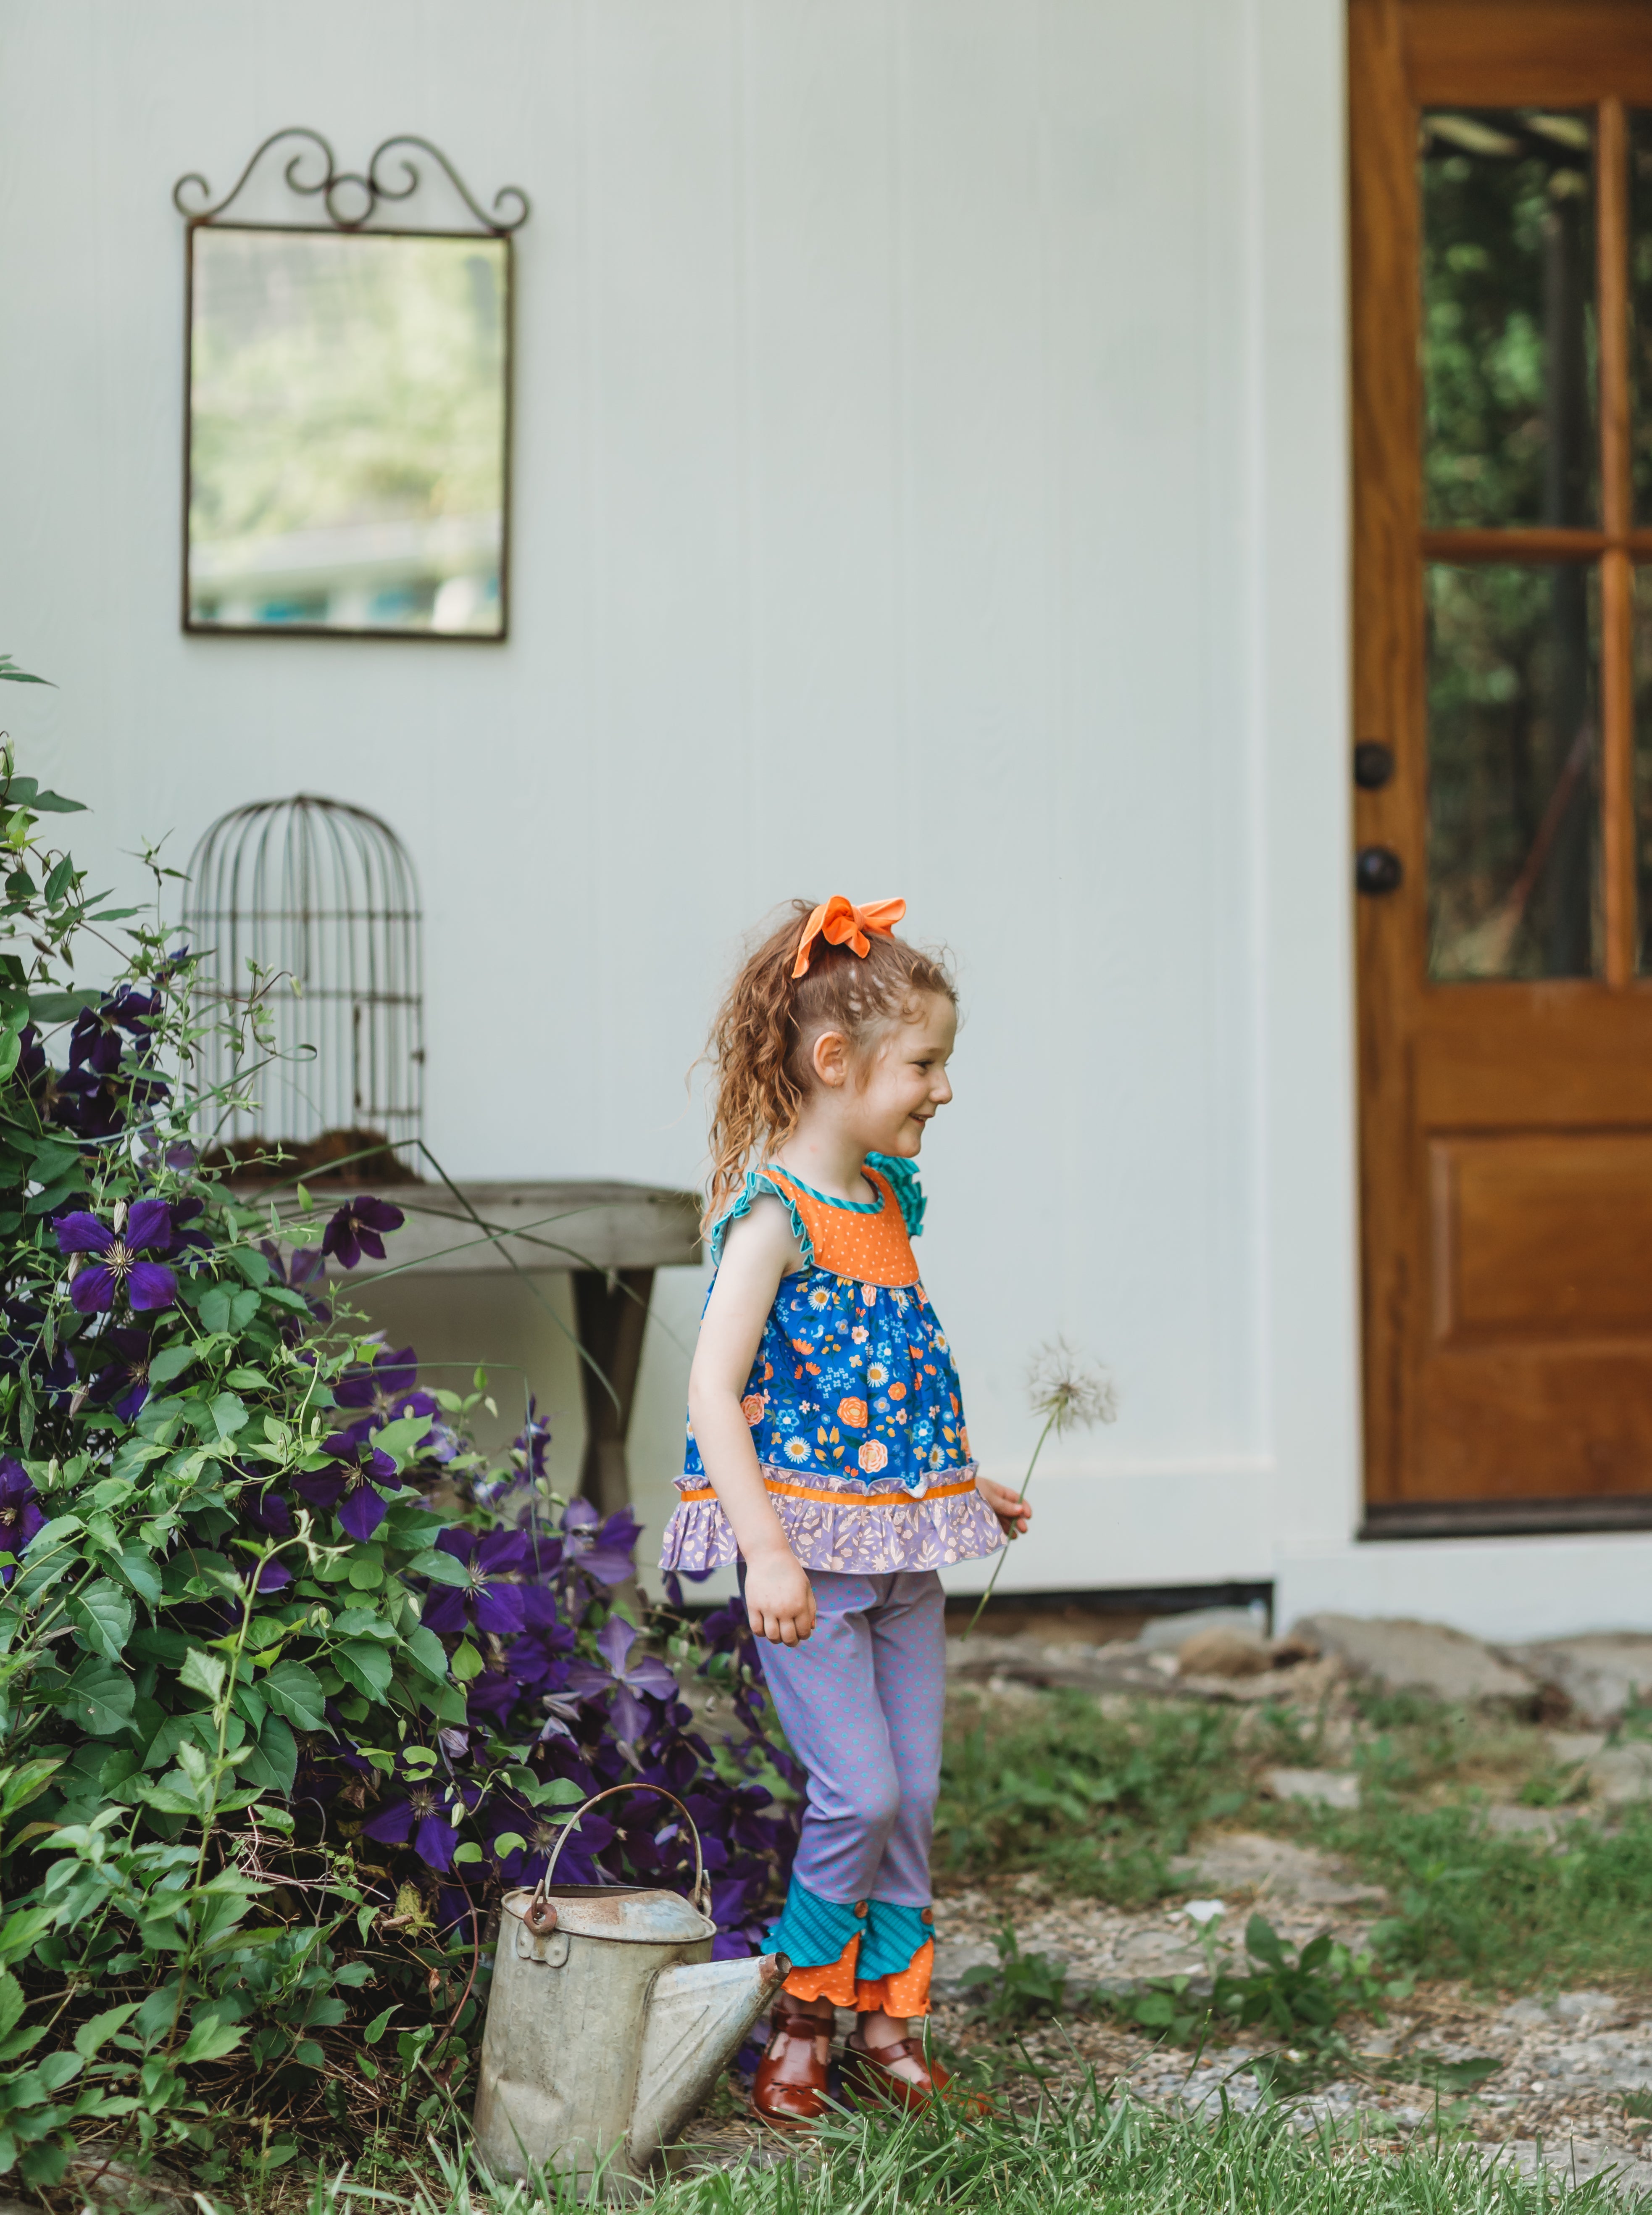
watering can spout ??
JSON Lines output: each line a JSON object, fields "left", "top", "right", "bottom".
{"left": 628, "top": 1951, "right": 791, "bottom": 2166}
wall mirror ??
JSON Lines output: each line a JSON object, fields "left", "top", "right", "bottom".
{"left": 176, "top": 131, "right": 528, "bottom": 640}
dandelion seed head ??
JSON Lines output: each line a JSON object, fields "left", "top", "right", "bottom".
{"left": 1026, "top": 1338, "right": 1117, "bottom": 1433}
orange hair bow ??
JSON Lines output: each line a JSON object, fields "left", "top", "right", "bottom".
{"left": 792, "top": 895, "right": 907, "bottom": 979}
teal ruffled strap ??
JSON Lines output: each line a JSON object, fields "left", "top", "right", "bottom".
{"left": 767, "top": 1877, "right": 864, "bottom": 1968}
{"left": 858, "top": 1899, "right": 932, "bottom": 1981}
{"left": 865, "top": 1153, "right": 925, "bottom": 1239}
{"left": 707, "top": 1169, "right": 814, "bottom": 1268}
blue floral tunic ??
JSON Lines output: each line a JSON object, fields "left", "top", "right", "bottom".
{"left": 660, "top": 1155, "right": 1003, "bottom": 1575}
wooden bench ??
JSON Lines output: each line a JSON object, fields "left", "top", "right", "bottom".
{"left": 293, "top": 1179, "right": 701, "bottom": 1515}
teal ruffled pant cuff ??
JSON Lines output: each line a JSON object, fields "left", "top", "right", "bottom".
{"left": 767, "top": 1876, "right": 931, "bottom": 1979}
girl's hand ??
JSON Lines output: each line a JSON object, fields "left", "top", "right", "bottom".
{"left": 976, "top": 1474, "right": 1032, "bottom": 1539}
{"left": 744, "top": 1550, "right": 817, "bottom": 1645}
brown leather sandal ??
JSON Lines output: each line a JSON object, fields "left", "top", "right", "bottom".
{"left": 750, "top": 1997, "right": 836, "bottom": 2128}
{"left": 842, "top": 2027, "right": 952, "bottom": 2112}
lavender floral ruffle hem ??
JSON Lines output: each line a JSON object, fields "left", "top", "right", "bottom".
{"left": 660, "top": 1461, "right": 1005, "bottom": 1577}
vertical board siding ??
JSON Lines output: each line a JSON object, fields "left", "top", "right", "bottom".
{"left": 0, "top": 0, "right": 1351, "bottom": 1589}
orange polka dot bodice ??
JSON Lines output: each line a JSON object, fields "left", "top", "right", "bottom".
{"left": 763, "top": 1163, "right": 920, "bottom": 1288}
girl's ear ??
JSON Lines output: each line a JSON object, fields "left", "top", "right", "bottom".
{"left": 810, "top": 1029, "right": 850, "bottom": 1089}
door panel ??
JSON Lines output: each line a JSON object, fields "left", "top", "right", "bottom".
{"left": 1353, "top": 0, "right": 1652, "bottom": 1526}
{"left": 1433, "top": 1131, "right": 1652, "bottom": 1335}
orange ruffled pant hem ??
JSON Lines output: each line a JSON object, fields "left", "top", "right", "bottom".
{"left": 782, "top": 1936, "right": 933, "bottom": 2017}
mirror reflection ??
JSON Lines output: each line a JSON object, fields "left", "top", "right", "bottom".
{"left": 186, "top": 226, "right": 508, "bottom": 637}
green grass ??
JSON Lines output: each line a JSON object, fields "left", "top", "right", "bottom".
{"left": 271, "top": 2091, "right": 1648, "bottom": 2215}
{"left": 936, "top": 1685, "right": 1652, "bottom": 1994}
{"left": 1310, "top": 1799, "right": 1652, "bottom": 1990}
{"left": 936, "top": 1693, "right": 1250, "bottom": 1904}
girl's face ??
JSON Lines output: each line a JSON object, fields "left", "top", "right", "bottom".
{"left": 850, "top": 991, "right": 956, "bottom": 1159}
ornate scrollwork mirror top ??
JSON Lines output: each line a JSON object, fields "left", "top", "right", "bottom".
{"left": 174, "top": 126, "right": 530, "bottom": 236}
{"left": 176, "top": 131, "right": 529, "bottom": 641}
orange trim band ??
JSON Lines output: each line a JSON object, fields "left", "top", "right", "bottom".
{"left": 678, "top": 1475, "right": 977, "bottom": 1509}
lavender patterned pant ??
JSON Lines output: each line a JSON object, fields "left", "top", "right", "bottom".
{"left": 750, "top": 1568, "right": 946, "bottom": 1908}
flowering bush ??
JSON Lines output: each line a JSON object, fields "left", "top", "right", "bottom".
{"left": 0, "top": 710, "right": 799, "bottom": 2184}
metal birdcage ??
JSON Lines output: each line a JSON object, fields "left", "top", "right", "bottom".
{"left": 184, "top": 795, "right": 424, "bottom": 1169}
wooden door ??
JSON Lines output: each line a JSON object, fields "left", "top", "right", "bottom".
{"left": 1353, "top": 0, "right": 1652, "bottom": 1533}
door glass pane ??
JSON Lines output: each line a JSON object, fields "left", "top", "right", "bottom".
{"left": 1427, "top": 564, "right": 1600, "bottom": 980}
{"left": 1626, "top": 115, "right": 1652, "bottom": 523}
{"left": 1629, "top": 571, "right": 1652, "bottom": 967}
{"left": 1421, "top": 111, "right": 1597, "bottom": 529}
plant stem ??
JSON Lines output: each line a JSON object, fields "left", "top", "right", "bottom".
{"left": 960, "top": 1411, "right": 1057, "bottom": 1640}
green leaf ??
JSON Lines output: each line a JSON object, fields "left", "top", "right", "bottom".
{"left": 24, "top": 989, "right": 97, "bottom": 1023}
{"left": 62, "top": 1658, "right": 135, "bottom": 1738}
{"left": 0, "top": 1972, "right": 24, "bottom": 2046}
{"left": 179, "top": 2015, "right": 246, "bottom": 2065}
{"left": 108, "top": 1548, "right": 163, "bottom": 1607}
{"left": 197, "top": 1285, "right": 260, "bottom": 1336}
{"left": 332, "top": 1641, "right": 393, "bottom": 1700}
{"left": 67, "top": 1579, "right": 133, "bottom": 1665}
{"left": 1245, "top": 1914, "right": 1285, "bottom": 1968}
{"left": 208, "top": 1392, "right": 249, "bottom": 1440}
{"left": 450, "top": 1640, "right": 483, "bottom": 1683}
{"left": 260, "top": 1659, "right": 327, "bottom": 1733}
{"left": 179, "top": 1647, "right": 227, "bottom": 1704}
{"left": 242, "top": 1715, "right": 297, "bottom": 1797}
{"left": 73, "top": 2003, "right": 138, "bottom": 2060}
{"left": 371, "top": 1412, "right": 435, "bottom": 1471}
{"left": 364, "top": 2004, "right": 396, "bottom": 2046}
{"left": 410, "top": 1549, "right": 470, "bottom": 1587}
{"left": 146, "top": 1345, "right": 196, "bottom": 1387}
{"left": 403, "top": 1625, "right": 451, "bottom": 1684}
{"left": 0, "top": 658, "right": 53, "bottom": 686}
{"left": 452, "top": 1841, "right": 483, "bottom": 1865}
{"left": 42, "top": 857, "right": 74, "bottom": 905}
{"left": 0, "top": 1761, "right": 61, "bottom": 1821}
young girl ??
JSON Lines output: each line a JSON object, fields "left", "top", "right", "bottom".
{"left": 660, "top": 894, "right": 1031, "bottom": 2126}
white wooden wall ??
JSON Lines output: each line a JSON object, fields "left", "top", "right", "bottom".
{"left": 0, "top": 0, "right": 1361, "bottom": 1605}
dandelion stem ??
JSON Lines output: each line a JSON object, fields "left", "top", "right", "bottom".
{"left": 960, "top": 1410, "right": 1058, "bottom": 1640}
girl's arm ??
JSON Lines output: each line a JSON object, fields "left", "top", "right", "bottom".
{"left": 687, "top": 1199, "right": 818, "bottom": 1646}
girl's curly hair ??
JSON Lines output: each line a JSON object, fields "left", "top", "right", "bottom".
{"left": 702, "top": 902, "right": 956, "bottom": 1232}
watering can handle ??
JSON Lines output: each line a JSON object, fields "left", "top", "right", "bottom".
{"left": 535, "top": 1783, "right": 711, "bottom": 1920}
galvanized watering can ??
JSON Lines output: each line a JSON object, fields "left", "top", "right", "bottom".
{"left": 473, "top": 1783, "right": 789, "bottom": 2194}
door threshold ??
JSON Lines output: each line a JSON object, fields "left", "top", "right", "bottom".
{"left": 1362, "top": 1498, "right": 1652, "bottom": 1541}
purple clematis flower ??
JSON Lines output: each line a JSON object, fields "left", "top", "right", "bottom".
{"left": 333, "top": 1343, "right": 437, "bottom": 1428}
{"left": 88, "top": 1325, "right": 154, "bottom": 1422}
{"left": 565, "top": 1616, "right": 679, "bottom": 1743}
{"left": 559, "top": 1498, "right": 641, "bottom": 1588}
{"left": 421, "top": 1526, "right": 531, "bottom": 1638}
{"left": 321, "top": 1196, "right": 405, "bottom": 1271}
{"left": 0, "top": 1460, "right": 46, "bottom": 1582}
{"left": 362, "top": 1777, "right": 464, "bottom": 1872}
{"left": 292, "top": 1441, "right": 403, "bottom": 1542}
{"left": 55, "top": 1201, "right": 176, "bottom": 1314}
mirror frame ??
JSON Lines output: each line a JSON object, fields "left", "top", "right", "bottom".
{"left": 175, "top": 130, "right": 529, "bottom": 644}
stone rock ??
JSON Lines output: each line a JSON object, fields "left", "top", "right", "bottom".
{"left": 1548, "top": 1730, "right": 1609, "bottom": 1764}
{"left": 1264, "top": 1767, "right": 1361, "bottom": 1809}
{"left": 1169, "top": 1830, "right": 1383, "bottom": 1907}
{"left": 1587, "top": 1743, "right": 1652, "bottom": 1804}
{"left": 1552, "top": 1990, "right": 1621, "bottom": 2022}
{"left": 930, "top": 1938, "right": 1001, "bottom": 1999}
{"left": 1475, "top": 2139, "right": 1652, "bottom": 2197}
{"left": 1484, "top": 1804, "right": 1570, "bottom": 1840}
{"left": 1178, "top": 1627, "right": 1271, "bottom": 1678}
{"left": 66, "top": 2154, "right": 192, "bottom": 2211}
{"left": 1290, "top": 1614, "right": 1536, "bottom": 1707}
{"left": 1139, "top": 1606, "right": 1266, "bottom": 1654}
{"left": 1499, "top": 1635, "right": 1652, "bottom": 1726}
